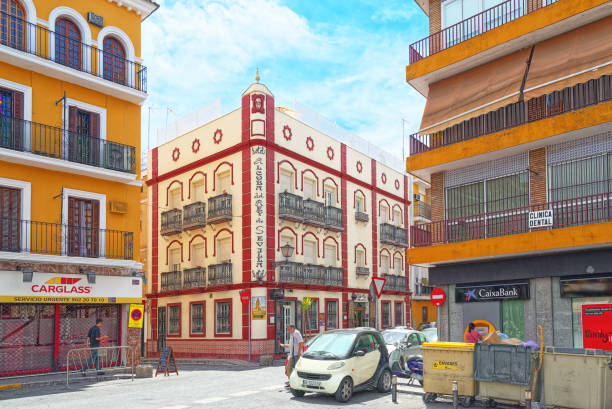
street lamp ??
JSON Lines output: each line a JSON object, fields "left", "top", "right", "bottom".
{"left": 280, "top": 243, "right": 295, "bottom": 261}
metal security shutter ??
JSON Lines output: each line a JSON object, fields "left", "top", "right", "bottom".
{"left": 445, "top": 152, "right": 528, "bottom": 188}
{"left": 547, "top": 130, "right": 612, "bottom": 165}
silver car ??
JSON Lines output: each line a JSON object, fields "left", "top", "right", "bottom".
{"left": 381, "top": 329, "right": 426, "bottom": 372}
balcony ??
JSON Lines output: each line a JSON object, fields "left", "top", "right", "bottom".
{"left": 380, "top": 223, "right": 396, "bottom": 245}
{"left": 208, "top": 262, "right": 232, "bottom": 286}
{"left": 409, "top": 75, "right": 612, "bottom": 156}
{"left": 160, "top": 209, "right": 182, "bottom": 236}
{"left": 394, "top": 227, "right": 409, "bottom": 248}
{"left": 325, "top": 267, "right": 344, "bottom": 286}
{"left": 303, "top": 199, "right": 325, "bottom": 227}
{"left": 183, "top": 202, "right": 206, "bottom": 230}
{"left": 356, "top": 266, "right": 370, "bottom": 277}
{"left": 325, "top": 206, "right": 344, "bottom": 231}
{"left": 411, "top": 191, "right": 612, "bottom": 248}
{"left": 355, "top": 211, "right": 369, "bottom": 223}
{"left": 183, "top": 267, "right": 207, "bottom": 289}
{"left": 278, "top": 261, "right": 305, "bottom": 284}
{"left": 208, "top": 194, "right": 232, "bottom": 224}
{"left": 414, "top": 202, "right": 431, "bottom": 220}
{"left": 160, "top": 270, "right": 182, "bottom": 292}
{"left": 409, "top": 0, "right": 558, "bottom": 65}
{"left": 382, "top": 274, "right": 409, "bottom": 292}
{"left": 279, "top": 192, "right": 303, "bottom": 222}
{"left": 0, "top": 217, "right": 133, "bottom": 260}
{"left": 278, "top": 263, "right": 342, "bottom": 286}
{"left": 0, "top": 11, "right": 147, "bottom": 92}
{"left": 414, "top": 285, "right": 434, "bottom": 297}
{"left": 0, "top": 115, "right": 136, "bottom": 174}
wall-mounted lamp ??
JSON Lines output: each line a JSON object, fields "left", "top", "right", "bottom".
{"left": 21, "top": 268, "right": 34, "bottom": 283}
{"left": 86, "top": 271, "right": 96, "bottom": 284}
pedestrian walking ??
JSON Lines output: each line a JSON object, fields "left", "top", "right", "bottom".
{"left": 279, "top": 324, "right": 303, "bottom": 386}
{"left": 81, "top": 318, "right": 108, "bottom": 376}
{"left": 464, "top": 322, "right": 481, "bottom": 344}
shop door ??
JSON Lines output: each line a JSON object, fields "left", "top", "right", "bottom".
{"left": 58, "top": 304, "right": 120, "bottom": 369}
{"left": 157, "top": 307, "right": 166, "bottom": 352}
{"left": 283, "top": 305, "right": 293, "bottom": 345}
{"left": 355, "top": 307, "right": 366, "bottom": 327}
{"left": 501, "top": 300, "right": 524, "bottom": 340}
{"left": 0, "top": 304, "right": 55, "bottom": 376}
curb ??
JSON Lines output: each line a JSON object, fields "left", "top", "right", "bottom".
{"left": 0, "top": 375, "right": 123, "bottom": 392}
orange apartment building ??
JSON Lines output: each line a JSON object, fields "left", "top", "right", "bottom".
{"left": 145, "top": 77, "right": 412, "bottom": 359}
{"left": 0, "top": 0, "right": 156, "bottom": 375}
{"left": 407, "top": 0, "right": 612, "bottom": 345}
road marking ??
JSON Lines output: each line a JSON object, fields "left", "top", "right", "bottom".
{"left": 156, "top": 406, "right": 188, "bottom": 409}
{"left": 261, "top": 385, "right": 282, "bottom": 390}
{"left": 0, "top": 384, "right": 22, "bottom": 390}
{"left": 228, "top": 390, "right": 258, "bottom": 397}
{"left": 193, "top": 397, "right": 228, "bottom": 404}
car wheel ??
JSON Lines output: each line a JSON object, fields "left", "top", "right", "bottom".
{"left": 290, "top": 388, "right": 305, "bottom": 398}
{"left": 377, "top": 369, "right": 392, "bottom": 393}
{"left": 334, "top": 376, "right": 353, "bottom": 403}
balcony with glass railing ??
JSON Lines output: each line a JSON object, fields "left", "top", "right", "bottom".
{"left": 0, "top": 11, "right": 147, "bottom": 92}
{"left": 0, "top": 115, "right": 136, "bottom": 173}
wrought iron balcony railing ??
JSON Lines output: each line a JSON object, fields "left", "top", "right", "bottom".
{"left": 355, "top": 211, "right": 369, "bottom": 223}
{"left": 410, "top": 74, "right": 612, "bottom": 155}
{"left": 0, "top": 11, "right": 147, "bottom": 91}
{"left": 208, "top": 262, "right": 232, "bottom": 286}
{"left": 0, "top": 115, "right": 136, "bottom": 173}
{"left": 394, "top": 226, "right": 409, "bottom": 248}
{"left": 208, "top": 194, "right": 232, "bottom": 223}
{"left": 0, "top": 217, "right": 133, "bottom": 259}
{"left": 325, "top": 267, "right": 344, "bottom": 286}
{"left": 278, "top": 261, "right": 304, "bottom": 284}
{"left": 355, "top": 266, "right": 370, "bottom": 276}
{"left": 325, "top": 206, "right": 344, "bottom": 231}
{"left": 279, "top": 192, "right": 303, "bottom": 221}
{"left": 383, "top": 274, "right": 408, "bottom": 292}
{"left": 160, "top": 270, "right": 182, "bottom": 292}
{"left": 414, "top": 202, "right": 431, "bottom": 220}
{"left": 278, "top": 262, "right": 343, "bottom": 286}
{"left": 411, "top": 191, "right": 612, "bottom": 247}
{"left": 183, "top": 202, "right": 206, "bottom": 230}
{"left": 408, "top": 0, "right": 559, "bottom": 64}
{"left": 303, "top": 199, "right": 325, "bottom": 227}
{"left": 380, "top": 223, "right": 396, "bottom": 245}
{"left": 160, "top": 209, "right": 182, "bottom": 236}
{"left": 183, "top": 267, "right": 207, "bottom": 289}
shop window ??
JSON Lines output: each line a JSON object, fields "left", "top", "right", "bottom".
{"left": 326, "top": 300, "right": 338, "bottom": 330}
{"left": 382, "top": 302, "right": 391, "bottom": 328}
{"left": 279, "top": 170, "right": 293, "bottom": 193}
{"left": 305, "top": 299, "right": 319, "bottom": 333}
{"left": 395, "top": 303, "right": 403, "bottom": 326}
{"left": 501, "top": 299, "right": 524, "bottom": 340}
{"left": 167, "top": 305, "right": 180, "bottom": 336}
{"left": 303, "top": 178, "right": 316, "bottom": 200}
{"left": 215, "top": 300, "right": 231, "bottom": 335}
{"left": 0, "top": 186, "right": 20, "bottom": 251}
{"left": 571, "top": 297, "right": 612, "bottom": 348}
{"left": 190, "top": 302, "right": 204, "bottom": 335}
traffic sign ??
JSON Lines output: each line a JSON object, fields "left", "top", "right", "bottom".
{"left": 128, "top": 304, "right": 144, "bottom": 328}
{"left": 240, "top": 290, "right": 251, "bottom": 305}
{"left": 431, "top": 287, "right": 446, "bottom": 307}
{"left": 371, "top": 276, "right": 386, "bottom": 299}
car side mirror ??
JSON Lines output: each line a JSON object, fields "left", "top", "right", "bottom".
{"left": 353, "top": 349, "right": 366, "bottom": 357}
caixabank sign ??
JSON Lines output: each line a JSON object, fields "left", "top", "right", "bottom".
{"left": 0, "top": 271, "right": 142, "bottom": 304}
{"left": 455, "top": 282, "right": 530, "bottom": 303}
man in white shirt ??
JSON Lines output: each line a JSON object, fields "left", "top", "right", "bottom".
{"left": 279, "top": 324, "right": 303, "bottom": 383}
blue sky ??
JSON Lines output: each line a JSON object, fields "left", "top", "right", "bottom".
{"left": 141, "top": 0, "right": 428, "bottom": 160}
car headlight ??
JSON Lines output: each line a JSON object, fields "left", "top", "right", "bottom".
{"left": 327, "top": 361, "right": 345, "bottom": 370}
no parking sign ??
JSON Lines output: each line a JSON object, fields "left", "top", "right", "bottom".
{"left": 128, "top": 304, "right": 145, "bottom": 328}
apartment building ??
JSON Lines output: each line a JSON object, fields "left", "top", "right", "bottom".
{"left": 406, "top": 0, "right": 612, "bottom": 346}
{"left": 145, "top": 77, "right": 411, "bottom": 359}
{"left": 0, "top": 0, "right": 156, "bottom": 375}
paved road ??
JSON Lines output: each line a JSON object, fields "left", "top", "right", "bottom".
{"left": 0, "top": 365, "right": 454, "bottom": 409}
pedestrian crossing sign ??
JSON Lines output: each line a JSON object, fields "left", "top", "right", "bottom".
{"left": 128, "top": 304, "right": 144, "bottom": 328}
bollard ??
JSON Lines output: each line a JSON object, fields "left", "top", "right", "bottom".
{"left": 452, "top": 380, "right": 458, "bottom": 409}
{"left": 525, "top": 389, "right": 532, "bottom": 409}
{"left": 392, "top": 375, "right": 397, "bottom": 403}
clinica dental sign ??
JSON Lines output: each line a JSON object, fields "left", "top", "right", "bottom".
{"left": 528, "top": 210, "right": 553, "bottom": 228}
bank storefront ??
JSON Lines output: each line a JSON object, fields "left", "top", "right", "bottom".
{"left": 0, "top": 271, "right": 141, "bottom": 376}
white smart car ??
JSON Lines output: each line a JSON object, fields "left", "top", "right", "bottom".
{"left": 289, "top": 328, "right": 392, "bottom": 402}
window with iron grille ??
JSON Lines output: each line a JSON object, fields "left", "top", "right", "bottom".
{"left": 326, "top": 301, "right": 338, "bottom": 330}
{"left": 167, "top": 305, "right": 180, "bottom": 335}
{"left": 305, "top": 299, "right": 319, "bottom": 332}
{"left": 215, "top": 301, "right": 230, "bottom": 334}
{"left": 382, "top": 302, "right": 391, "bottom": 328}
{"left": 190, "top": 303, "right": 204, "bottom": 335}
{"left": 395, "top": 303, "right": 403, "bottom": 326}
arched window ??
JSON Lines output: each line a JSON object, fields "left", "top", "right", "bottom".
{"left": 0, "top": 0, "right": 26, "bottom": 50}
{"left": 55, "top": 18, "right": 81, "bottom": 69}
{"left": 103, "top": 36, "right": 125, "bottom": 84}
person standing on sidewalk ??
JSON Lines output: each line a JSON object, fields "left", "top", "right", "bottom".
{"left": 81, "top": 318, "right": 108, "bottom": 376}
{"left": 279, "top": 324, "right": 303, "bottom": 385}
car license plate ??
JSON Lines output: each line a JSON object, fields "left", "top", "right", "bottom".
{"left": 302, "top": 379, "right": 321, "bottom": 387}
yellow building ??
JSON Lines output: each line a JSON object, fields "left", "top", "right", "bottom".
{"left": 0, "top": 0, "right": 157, "bottom": 375}
{"left": 406, "top": 0, "right": 612, "bottom": 345}
{"left": 145, "top": 78, "right": 412, "bottom": 359}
